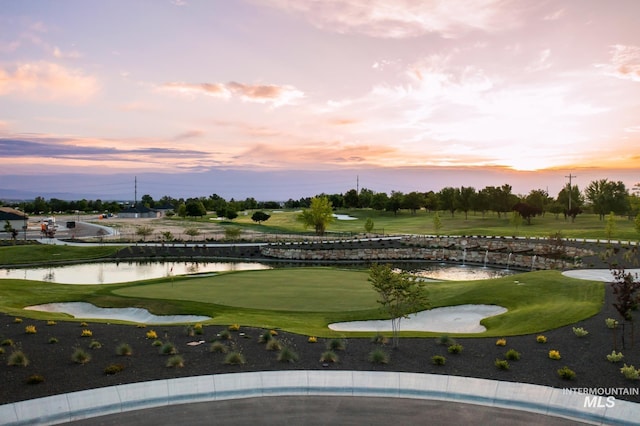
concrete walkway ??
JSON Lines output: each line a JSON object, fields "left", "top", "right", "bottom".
{"left": 1, "top": 371, "right": 638, "bottom": 425}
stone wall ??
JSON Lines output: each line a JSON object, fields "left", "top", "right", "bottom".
{"left": 259, "top": 236, "right": 594, "bottom": 270}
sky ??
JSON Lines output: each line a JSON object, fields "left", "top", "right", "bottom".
{"left": 1, "top": 0, "right": 639, "bottom": 201}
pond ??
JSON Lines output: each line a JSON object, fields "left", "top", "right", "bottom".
{"left": 0, "top": 261, "right": 273, "bottom": 284}
{"left": 0, "top": 261, "right": 514, "bottom": 285}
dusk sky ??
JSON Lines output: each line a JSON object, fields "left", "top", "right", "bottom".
{"left": 1, "top": 0, "right": 639, "bottom": 201}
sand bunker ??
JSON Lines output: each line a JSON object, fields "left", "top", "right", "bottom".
{"left": 328, "top": 304, "right": 507, "bottom": 333}
{"left": 563, "top": 269, "right": 640, "bottom": 282}
{"left": 24, "top": 302, "right": 210, "bottom": 324}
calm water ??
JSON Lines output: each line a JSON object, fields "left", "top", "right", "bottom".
{"left": 0, "top": 261, "right": 272, "bottom": 284}
{"left": 1, "top": 261, "right": 513, "bottom": 285}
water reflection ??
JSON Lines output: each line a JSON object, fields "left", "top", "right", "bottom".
{"left": 401, "top": 264, "right": 514, "bottom": 281}
{"left": 0, "top": 261, "right": 513, "bottom": 285}
{"left": 0, "top": 261, "right": 272, "bottom": 285}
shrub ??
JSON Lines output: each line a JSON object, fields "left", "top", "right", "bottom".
{"left": 46, "top": 320, "right": 56, "bottom": 326}
{"left": 447, "top": 344, "right": 463, "bottom": 354}
{"left": 218, "top": 330, "right": 231, "bottom": 341}
{"left": 320, "top": 350, "right": 338, "bottom": 363}
{"left": 259, "top": 330, "right": 273, "bottom": 343}
{"left": 307, "top": 336, "right": 318, "bottom": 343}
{"left": 26, "top": 374, "right": 45, "bottom": 384}
{"left": 80, "top": 322, "right": 88, "bottom": 327}
{"left": 228, "top": 324, "right": 240, "bottom": 331}
{"left": 184, "top": 325, "right": 195, "bottom": 337}
{"left": 194, "top": 323, "right": 203, "bottom": 335}
{"left": 557, "top": 366, "right": 576, "bottom": 380}
{"left": 116, "top": 343, "right": 133, "bottom": 356}
{"left": 548, "top": 350, "right": 561, "bottom": 360}
{"left": 495, "top": 338, "right": 507, "bottom": 346}
{"left": 152, "top": 340, "right": 163, "bottom": 347}
{"left": 71, "top": 348, "right": 91, "bottom": 364}
{"left": 224, "top": 351, "right": 245, "bottom": 365}
{"left": 146, "top": 330, "right": 158, "bottom": 340}
{"left": 104, "top": 363, "right": 125, "bottom": 375}
{"left": 80, "top": 329, "right": 93, "bottom": 337}
{"left": 536, "top": 335, "right": 547, "bottom": 343}
{"left": 572, "top": 327, "right": 589, "bottom": 337}
{"left": 327, "top": 339, "right": 346, "bottom": 351}
{"left": 495, "top": 359, "right": 510, "bottom": 370}
{"left": 24, "top": 325, "right": 37, "bottom": 334}
{"left": 13, "top": 317, "right": 22, "bottom": 323}
{"left": 210, "top": 341, "right": 228, "bottom": 353}
{"left": 505, "top": 349, "right": 521, "bottom": 361}
{"left": 1, "top": 339, "right": 14, "bottom": 346}
{"left": 7, "top": 350, "right": 29, "bottom": 367}
{"left": 605, "top": 318, "right": 619, "bottom": 329}
{"left": 431, "top": 355, "right": 446, "bottom": 366}
{"left": 166, "top": 355, "right": 184, "bottom": 368}
{"left": 437, "top": 335, "right": 455, "bottom": 346}
{"left": 368, "top": 349, "right": 389, "bottom": 364}
{"left": 160, "top": 342, "right": 177, "bottom": 355}
{"left": 49, "top": 337, "right": 58, "bottom": 344}
{"left": 607, "top": 351, "right": 624, "bottom": 363}
{"left": 88, "top": 340, "right": 102, "bottom": 349}
{"left": 620, "top": 364, "right": 640, "bottom": 380}
{"left": 269, "top": 329, "right": 278, "bottom": 336}
{"left": 278, "top": 347, "right": 299, "bottom": 363}
{"left": 371, "top": 334, "right": 388, "bottom": 345}
{"left": 266, "top": 339, "right": 282, "bottom": 351}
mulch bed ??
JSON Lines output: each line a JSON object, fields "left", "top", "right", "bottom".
{"left": 1, "top": 281, "right": 639, "bottom": 405}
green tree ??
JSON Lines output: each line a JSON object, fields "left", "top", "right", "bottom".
{"left": 177, "top": 203, "right": 187, "bottom": 219}
{"left": 368, "top": 263, "right": 429, "bottom": 348}
{"left": 343, "top": 189, "right": 359, "bottom": 208}
{"left": 585, "top": 179, "right": 630, "bottom": 220}
{"left": 402, "top": 191, "right": 424, "bottom": 215}
{"left": 4, "top": 220, "right": 18, "bottom": 241}
{"left": 433, "top": 212, "right": 442, "bottom": 236}
{"left": 605, "top": 212, "right": 617, "bottom": 241}
{"left": 185, "top": 199, "right": 207, "bottom": 217}
{"left": 386, "top": 191, "right": 404, "bottom": 216}
{"left": 364, "top": 217, "right": 374, "bottom": 234}
{"left": 297, "top": 196, "right": 334, "bottom": 236}
{"left": 635, "top": 213, "right": 640, "bottom": 237}
{"left": 510, "top": 211, "right": 523, "bottom": 232}
{"left": 438, "top": 187, "right": 458, "bottom": 217}
{"left": 371, "top": 192, "right": 389, "bottom": 211}
{"left": 251, "top": 211, "right": 271, "bottom": 224}
{"left": 457, "top": 186, "right": 476, "bottom": 220}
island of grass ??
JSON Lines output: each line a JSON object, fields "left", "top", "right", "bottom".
{"left": 1, "top": 267, "right": 603, "bottom": 337}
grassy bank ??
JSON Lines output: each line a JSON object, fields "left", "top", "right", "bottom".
{"left": 0, "top": 245, "right": 122, "bottom": 266}
{"left": 0, "top": 268, "right": 603, "bottom": 338}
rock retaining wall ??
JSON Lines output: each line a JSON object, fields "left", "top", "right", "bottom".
{"left": 260, "top": 236, "right": 594, "bottom": 270}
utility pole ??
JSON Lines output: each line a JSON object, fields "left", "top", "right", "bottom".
{"left": 134, "top": 176, "right": 137, "bottom": 207}
{"left": 356, "top": 175, "right": 359, "bottom": 194}
{"left": 565, "top": 173, "right": 577, "bottom": 212}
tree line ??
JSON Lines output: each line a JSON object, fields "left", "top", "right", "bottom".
{"left": 3, "top": 179, "right": 639, "bottom": 222}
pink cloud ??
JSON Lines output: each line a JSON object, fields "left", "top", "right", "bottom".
{"left": 608, "top": 45, "right": 640, "bottom": 82}
{"left": 0, "top": 62, "right": 99, "bottom": 103}
{"left": 263, "top": 0, "right": 525, "bottom": 39}
{"left": 159, "top": 81, "right": 304, "bottom": 106}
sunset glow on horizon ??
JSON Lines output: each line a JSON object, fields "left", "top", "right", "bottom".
{"left": 1, "top": 0, "right": 639, "bottom": 200}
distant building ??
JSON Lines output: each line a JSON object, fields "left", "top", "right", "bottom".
{"left": 117, "top": 204, "right": 160, "bottom": 219}
{"left": 0, "top": 207, "right": 28, "bottom": 232}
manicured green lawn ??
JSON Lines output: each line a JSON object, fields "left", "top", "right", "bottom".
{"left": 227, "top": 208, "right": 640, "bottom": 241}
{"left": 0, "top": 245, "right": 122, "bottom": 266}
{"left": 0, "top": 267, "right": 604, "bottom": 338}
